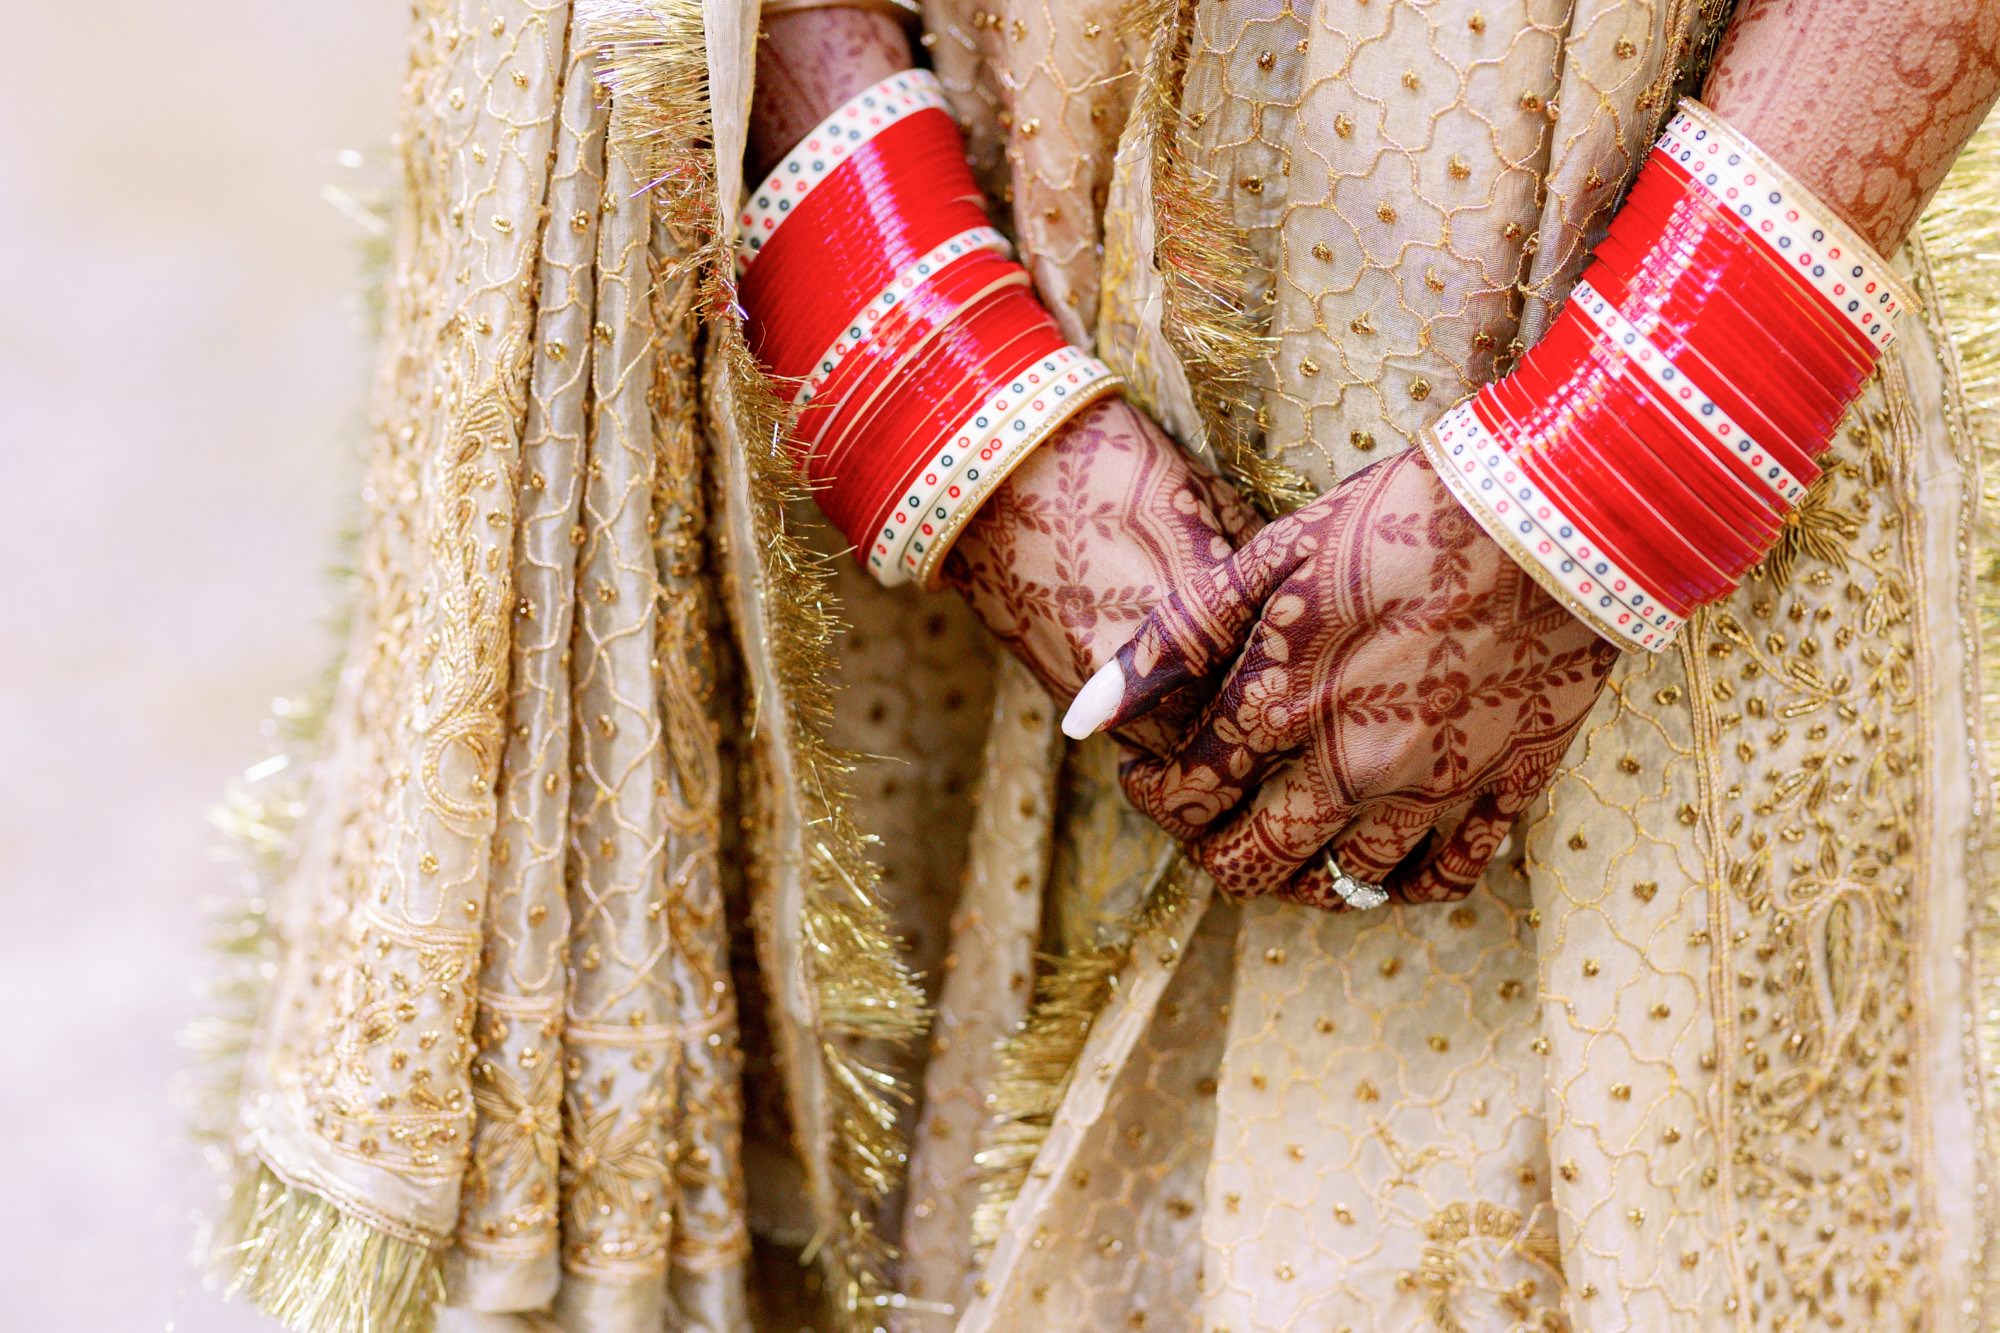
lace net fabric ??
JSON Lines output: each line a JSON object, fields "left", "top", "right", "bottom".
{"left": 1172, "top": 0, "right": 1703, "bottom": 489}
{"left": 240, "top": 2, "right": 756, "bottom": 1324}
{"left": 228, "top": 0, "right": 1997, "bottom": 1329}
{"left": 925, "top": 0, "right": 1134, "bottom": 345}
{"left": 248, "top": 0, "right": 571, "bottom": 1250}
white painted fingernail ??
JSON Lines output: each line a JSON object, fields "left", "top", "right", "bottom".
{"left": 1061, "top": 660, "right": 1125, "bottom": 739}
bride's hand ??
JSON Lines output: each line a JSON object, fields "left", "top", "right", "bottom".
{"left": 940, "top": 397, "right": 1261, "bottom": 757}
{"left": 1059, "top": 447, "right": 1617, "bottom": 907}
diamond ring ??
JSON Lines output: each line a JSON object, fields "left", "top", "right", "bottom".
{"left": 1324, "top": 850, "right": 1389, "bottom": 910}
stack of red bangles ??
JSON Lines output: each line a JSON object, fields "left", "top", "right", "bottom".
{"left": 738, "top": 69, "right": 1121, "bottom": 587}
{"left": 1421, "top": 99, "right": 1911, "bottom": 650}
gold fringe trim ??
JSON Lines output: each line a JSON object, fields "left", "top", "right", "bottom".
{"left": 969, "top": 853, "right": 1195, "bottom": 1253}
{"left": 1916, "top": 105, "right": 2000, "bottom": 1322}
{"left": 1120, "top": 0, "right": 1310, "bottom": 517}
{"left": 184, "top": 775, "right": 294, "bottom": 1150}
{"left": 584, "top": 0, "right": 714, "bottom": 239}
{"left": 708, "top": 232, "right": 928, "bottom": 1333}
{"left": 587, "top": 5, "right": 929, "bottom": 1323}
{"left": 194, "top": 697, "right": 434, "bottom": 1333}
{"left": 212, "top": 1164, "right": 445, "bottom": 1333}
{"left": 190, "top": 144, "right": 407, "bottom": 1326}
{"left": 189, "top": 693, "right": 394, "bottom": 1333}
{"left": 186, "top": 562, "right": 341, "bottom": 1150}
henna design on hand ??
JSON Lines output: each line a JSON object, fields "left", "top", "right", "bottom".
{"left": 1073, "top": 448, "right": 1617, "bottom": 906}
{"left": 939, "top": 398, "right": 1248, "bottom": 748}
{"left": 746, "top": 10, "right": 1610, "bottom": 914}
{"left": 744, "top": 0, "right": 2000, "bottom": 918}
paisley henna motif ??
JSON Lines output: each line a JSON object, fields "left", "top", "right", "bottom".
{"left": 1703, "top": 0, "right": 2000, "bottom": 254}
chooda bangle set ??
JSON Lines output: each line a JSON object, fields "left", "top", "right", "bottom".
{"left": 739, "top": 69, "right": 1119, "bottom": 588}
{"left": 1419, "top": 100, "right": 1909, "bottom": 650}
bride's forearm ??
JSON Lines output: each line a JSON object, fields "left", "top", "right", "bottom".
{"left": 749, "top": 10, "right": 1245, "bottom": 704}
{"left": 749, "top": 10, "right": 909, "bottom": 180}
{"left": 1703, "top": 0, "right": 2000, "bottom": 256}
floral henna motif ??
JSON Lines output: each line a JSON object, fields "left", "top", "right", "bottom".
{"left": 1094, "top": 448, "right": 1617, "bottom": 906}
{"left": 940, "top": 398, "right": 1241, "bottom": 713}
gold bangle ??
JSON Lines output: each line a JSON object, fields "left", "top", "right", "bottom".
{"left": 762, "top": 0, "right": 923, "bottom": 22}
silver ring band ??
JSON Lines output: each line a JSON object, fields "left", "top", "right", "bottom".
{"left": 1324, "top": 850, "right": 1390, "bottom": 910}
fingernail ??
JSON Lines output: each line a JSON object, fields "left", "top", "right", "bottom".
{"left": 1061, "top": 659, "right": 1125, "bottom": 740}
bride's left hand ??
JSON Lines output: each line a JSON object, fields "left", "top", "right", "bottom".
{"left": 1061, "top": 446, "right": 1618, "bottom": 907}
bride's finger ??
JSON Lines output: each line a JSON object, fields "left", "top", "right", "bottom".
{"left": 1388, "top": 787, "right": 1525, "bottom": 904}
{"left": 1275, "top": 799, "right": 1451, "bottom": 911}
{"left": 1111, "top": 571, "right": 1346, "bottom": 836}
{"left": 1172, "top": 756, "right": 1357, "bottom": 900}
{"left": 1061, "top": 495, "right": 1339, "bottom": 741}
{"left": 1321, "top": 801, "right": 1445, "bottom": 887}
{"left": 1181, "top": 458, "right": 1268, "bottom": 546}
{"left": 1116, "top": 726, "right": 1298, "bottom": 844}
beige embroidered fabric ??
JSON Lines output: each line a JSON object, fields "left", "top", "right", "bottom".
{"left": 209, "top": 0, "right": 1999, "bottom": 1330}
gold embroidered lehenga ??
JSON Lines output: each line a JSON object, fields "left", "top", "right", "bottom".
{"left": 204, "top": 1, "right": 2000, "bottom": 1330}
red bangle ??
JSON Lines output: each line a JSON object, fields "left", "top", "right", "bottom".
{"left": 1587, "top": 226, "right": 1860, "bottom": 456}
{"left": 738, "top": 70, "right": 1116, "bottom": 586}
{"left": 1481, "top": 371, "right": 1733, "bottom": 609}
{"left": 796, "top": 250, "right": 1027, "bottom": 457}
{"left": 744, "top": 110, "right": 991, "bottom": 379}
{"left": 1419, "top": 98, "right": 1912, "bottom": 650}
{"left": 1617, "top": 161, "right": 1879, "bottom": 372}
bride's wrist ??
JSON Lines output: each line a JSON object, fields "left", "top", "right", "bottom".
{"left": 744, "top": 46, "right": 1127, "bottom": 589}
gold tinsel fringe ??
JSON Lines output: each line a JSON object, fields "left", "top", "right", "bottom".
{"left": 1121, "top": 0, "right": 1310, "bottom": 517}
{"left": 194, "top": 698, "right": 430, "bottom": 1333}
{"left": 588, "top": 4, "right": 929, "bottom": 1323}
{"left": 186, "top": 689, "right": 326, "bottom": 1293}
{"left": 969, "top": 853, "right": 1194, "bottom": 1252}
{"left": 188, "top": 696, "right": 428, "bottom": 1333}
{"left": 709, "top": 249, "right": 929, "bottom": 1330}
{"left": 213, "top": 1164, "right": 445, "bottom": 1333}
{"left": 185, "top": 664, "right": 331, "bottom": 1147}
{"left": 183, "top": 792, "right": 287, "bottom": 1149}
{"left": 189, "top": 145, "right": 404, "bottom": 1323}
{"left": 582, "top": 0, "right": 715, "bottom": 238}
{"left": 1916, "top": 105, "right": 2000, "bottom": 1316}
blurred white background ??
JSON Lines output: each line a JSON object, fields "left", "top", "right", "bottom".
{"left": 0, "top": 4, "right": 403, "bottom": 1327}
